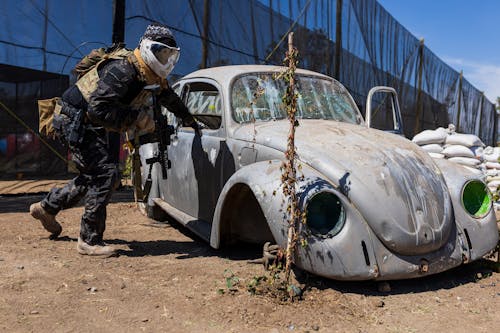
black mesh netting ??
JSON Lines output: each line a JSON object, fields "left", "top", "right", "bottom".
{"left": 0, "top": 0, "right": 497, "bottom": 178}
{"left": 0, "top": 64, "right": 68, "bottom": 178}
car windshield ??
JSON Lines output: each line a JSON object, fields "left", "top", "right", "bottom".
{"left": 231, "top": 73, "right": 362, "bottom": 124}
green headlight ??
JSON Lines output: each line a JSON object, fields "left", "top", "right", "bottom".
{"left": 462, "top": 180, "right": 492, "bottom": 218}
{"left": 306, "top": 192, "right": 345, "bottom": 237}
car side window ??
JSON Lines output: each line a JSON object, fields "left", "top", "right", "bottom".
{"left": 165, "top": 84, "right": 183, "bottom": 126}
{"left": 185, "top": 82, "right": 222, "bottom": 130}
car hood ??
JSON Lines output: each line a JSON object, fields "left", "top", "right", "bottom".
{"left": 232, "top": 120, "right": 453, "bottom": 255}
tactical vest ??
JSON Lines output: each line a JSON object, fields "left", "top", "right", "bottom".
{"left": 75, "top": 48, "right": 167, "bottom": 109}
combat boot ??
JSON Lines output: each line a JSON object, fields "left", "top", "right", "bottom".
{"left": 29, "top": 202, "right": 62, "bottom": 238}
{"left": 77, "top": 238, "right": 116, "bottom": 257}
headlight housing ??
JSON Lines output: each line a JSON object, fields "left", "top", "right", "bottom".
{"left": 305, "top": 191, "right": 345, "bottom": 238}
{"left": 461, "top": 180, "right": 492, "bottom": 218}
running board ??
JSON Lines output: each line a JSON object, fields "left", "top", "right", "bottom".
{"left": 152, "top": 198, "right": 211, "bottom": 243}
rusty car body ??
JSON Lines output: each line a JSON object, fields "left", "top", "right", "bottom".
{"left": 138, "top": 65, "right": 498, "bottom": 280}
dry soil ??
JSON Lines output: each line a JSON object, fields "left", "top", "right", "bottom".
{"left": 0, "top": 188, "right": 499, "bottom": 333}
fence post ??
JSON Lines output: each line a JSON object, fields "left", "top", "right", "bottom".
{"left": 413, "top": 38, "right": 424, "bottom": 136}
{"left": 112, "top": 0, "right": 125, "bottom": 44}
{"left": 110, "top": 0, "right": 126, "bottom": 167}
{"left": 201, "top": 0, "right": 210, "bottom": 69}
{"left": 456, "top": 70, "right": 463, "bottom": 131}
{"left": 334, "top": 0, "right": 343, "bottom": 79}
{"left": 250, "top": 0, "right": 259, "bottom": 63}
{"left": 477, "top": 91, "right": 484, "bottom": 137}
{"left": 42, "top": 0, "right": 49, "bottom": 71}
{"left": 493, "top": 108, "right": 499, "bottom": 146}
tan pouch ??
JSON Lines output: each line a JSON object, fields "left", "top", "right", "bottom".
{"left": 37, "top": 97, "right": 62, "bottom": 138}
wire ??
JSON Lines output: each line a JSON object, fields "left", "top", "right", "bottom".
{"left": 0, "top": 100, "right": 68, "bottom": 165}
{"left": 127, "top": 15, "right": 270, "bottom": 63}
{"left": 0, "top": 40, "right": 82, "bottom": 60}
{"left": 264, "top": 0, "right": 313, "bottom": 63}
{"left": 29, "top": 0, "right": 85, "bottom": 58}
{"left": 60, "top": 41, "right": 108, "bottom": 74}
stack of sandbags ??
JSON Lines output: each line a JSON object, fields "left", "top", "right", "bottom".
{"left": 413, "top": 127, "right": 500, "bottom": 210}
{"left": 412, "top": 127, "right": 448, "bottom": 159}
{"left": 412, "top": 126, "right": 484, "bottom": 172}
{"left": 482, "top": 146, "right": 500, "bottom": 194}
{"left": 442, "top": 132, "right": 484, "bottom": 171}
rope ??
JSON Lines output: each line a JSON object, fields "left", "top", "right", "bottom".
{"left": 0, "top": 100, "right": 68, "bottom": 165}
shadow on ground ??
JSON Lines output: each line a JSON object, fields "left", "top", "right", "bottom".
{"left": 0, "top": 187, "right": 135, "bottom": 213}
{"left": 294, "top": 259, "right": 498, "bottom": 296}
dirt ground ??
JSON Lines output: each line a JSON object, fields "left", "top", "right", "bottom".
{"left": 1, "top": 186, "right": 499, "bottom": 333}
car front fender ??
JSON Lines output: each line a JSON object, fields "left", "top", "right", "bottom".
{"left": 433, "top": 159, "right": 499, "bottom": 261}
{"left": 210, "top": 160, "right": 381, "bottom": 280}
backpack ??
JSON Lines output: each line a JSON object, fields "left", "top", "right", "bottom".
{"left": 37, "top": 44, "right": 131, "bottom": 138}
{"left": 73, "top": 43, "right": 131, "bottom": 79}
{"left": 74, "top": 43, "right": 133, "bottom": 102}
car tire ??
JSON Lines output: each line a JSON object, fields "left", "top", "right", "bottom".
{"left": 146, "top": 203, "right": 168, "bottom": 221}
{"left": 138, "top": 201, "right": 168, "bottom": 222}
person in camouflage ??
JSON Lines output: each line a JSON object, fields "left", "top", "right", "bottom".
{"left": 30, "top": 23, "right": 197, "bottom": 256}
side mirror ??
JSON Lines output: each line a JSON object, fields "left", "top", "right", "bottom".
{"left": 366, "top": 86, "right": 404, "bottom": 135}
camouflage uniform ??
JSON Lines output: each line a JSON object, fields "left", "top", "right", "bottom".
{"left": 41, "top": 57, "right": 193, "bottom": 245}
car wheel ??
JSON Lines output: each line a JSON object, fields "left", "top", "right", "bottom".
{"left": 144, "top": 202, "right": 167, "bottom": 222}
{"left": 132, "top": 152, "right": 168, "bottom": 222}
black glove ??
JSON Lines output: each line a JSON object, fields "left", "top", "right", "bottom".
{"left": 183, "top": 116, "right": 202, "bottom": 136}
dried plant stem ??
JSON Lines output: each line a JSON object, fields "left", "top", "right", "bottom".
{"left": 282, "top": 32, "right": 299, "bottom": 283}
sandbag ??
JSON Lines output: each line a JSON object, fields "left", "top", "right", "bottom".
{"left": 441, "top": 145, "right": 475, "bottom": 158}
{"left": 470, "top": 146, "right": 484, "bottom": 157}
{"left": 420, "top": 144, "right": 443, "bottom": 153}
{"left": 482, "top": 146, "right": 500, "bottom": 162}
{"left": 485, "top": 161, "right": 500, "bottom": 169}
{"left": 486, "top": 175, "right": 500, "bottom": 183}
{"left": 444, "top": 133, "right": 484, "bottom": 147}
{"left": 428, "top": 152, "right": 445, "bottom": 159}
{"left": 412, "top": 128, "right": 448, "bottom": 145}
{"left": 461, "top": 165, "right": 484, "bottom": 176}
{"left": 486, "top": 169, "right": 500, "bottom": 177}
{"left": 483, "top": 146, "right": 494, "bottom": 155}
{"left": 487, "top": 180, "right": 500, "bottom": 188}
{"left": 447, "top": 156, "right": 481, "bottom": 167}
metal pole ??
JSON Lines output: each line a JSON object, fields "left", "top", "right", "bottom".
{"left": 201, "top": 0, "right": 210, "bottom": 68}
{"left": 110, "top": 0, "right": 126, "bottom": 168}
{"left": 42, "top": 0, "right": 48, "bottom": 71}
{"left": 334, "top": 0, "right": 342, "bottom": 79}
{"left": 270, "top": 0, "right": 274, "bottom": 41}
{"left": 250, "top": 0, "right": 259, "bottom": 63}
{"left": 493, "top": 109, "right": 499, "bottom": 146}
{"left": 413, "top": 38, "right": 424, "bottom": 136}
{"left": 456, "top": 70, "right": 463, "bottom": 131}
{"left": 112, "top": 0, "right": 125, "bottom": 44}
{"left": 326, "top": 0, "right": 331, "bottom": 75}
{"left": 477, "top": 92, "right": 484, "bottom": 137}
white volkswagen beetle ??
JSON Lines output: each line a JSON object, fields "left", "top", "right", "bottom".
{"left": 137, "top": 65, "right": 498, "bottom": 280}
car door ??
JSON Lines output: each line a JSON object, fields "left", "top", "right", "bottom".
{"left": 160, "top": 79, "right": 234, "bottom": 222}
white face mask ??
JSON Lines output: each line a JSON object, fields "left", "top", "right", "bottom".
{"left": 139, "top": 39, "right": 180, "bottom": 78}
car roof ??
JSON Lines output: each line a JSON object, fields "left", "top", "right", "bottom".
{"left": 181, "top": 65, "right": 333, "bottom": 83}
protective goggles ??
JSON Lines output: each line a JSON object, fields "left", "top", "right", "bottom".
{"left": 149, "top": 40, "right": 180, "bottom": 66}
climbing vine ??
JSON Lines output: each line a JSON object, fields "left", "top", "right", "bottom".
{"left": 275, "top": 32, "right": 301, "bottom": 285}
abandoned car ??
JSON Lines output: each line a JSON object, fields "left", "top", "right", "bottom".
{"left": 137, "top": 65, "right": 499, "bottom": 280}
